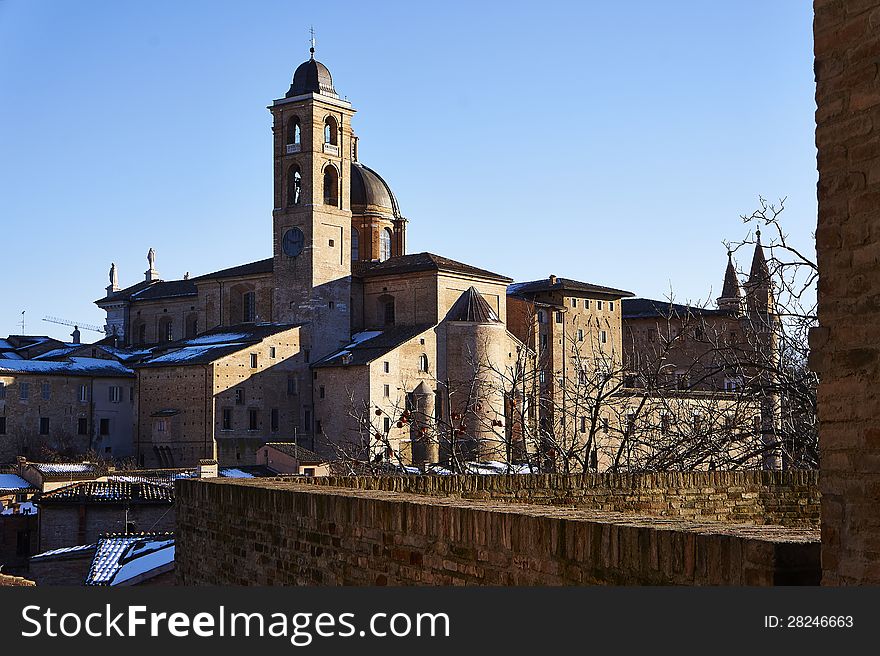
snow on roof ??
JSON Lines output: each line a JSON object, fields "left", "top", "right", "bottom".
{"left": 184, "top": 332, "right": 251, "bottom": 345}
{"left": 0, "top": 473, "right": 33, "bottom": 491}
{"left": 33, "top": 346, "right": 82, "bottom": 360}
{"left": 0, "top": 351, "right": 23, "bottom": 360}
{"left": 345, "top": 331, "right": 383, "bottom": 348}
{"left": 0, "top": 339, "right": 13, "bottom": 349}
{"left": 0, "top": 357, "right": 133, "bottom": 376}
{"left": 144, "top": 343, "right": 246, "bottom": 365}
{"left": 32, "top": 463, "right": 97, "bottom": 475}
{"left": 219, "top": 468, "right": 254, "bottom": 479}
{"left": 1, "top": 501, "right": 37, "bottom": 515}
{"left": 87, "top": 535, "right": 175, "bottom": 586}
{"left": 31, "top": 543, "right": 96, "bottom": 561}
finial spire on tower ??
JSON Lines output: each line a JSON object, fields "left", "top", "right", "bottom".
{"left": 309, "top": 26, "right": 316, "bottom": 58}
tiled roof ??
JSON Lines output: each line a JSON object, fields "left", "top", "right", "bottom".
{"left": 508, "top": 277, "right": 634, "bottom": 299}
{"left": 37, "top": 481, "right": 174, "bottom": 504}
{"left": 0, "top": 473, "right": 35, "bottom": 492}
{"left": 189, "top": 258, "right": 274, "bottom": 282}
{"left": 263, "top": 442, "right": 327, "bottom": 464}
{"left": 95, "top": 280, "right": 197, "bottom": 304}
{"left": 86, "top": 533, "right": 175, "bottom": 586}
{"left": 313, "top": 324, "right": 434, "bottom": 368}
{"left": 31, "top": 543, "right": 97, "bottom": 562}
{"left": 0, "top": 357, "right": 134, "bottom": 377}
{"left": 136, "top": 322, "right": 302, "bottom": 368}
{"left": 359, "top": 252, "right": 512, "bottom": 282}
{"left": 446, "top": 287, "right": 501, "bottom": 323}
{"left": 29, "top": 462, "right": 103, "bottom": 480}
{"left": 622, "top": 298, "right": 732, "bottom": 320}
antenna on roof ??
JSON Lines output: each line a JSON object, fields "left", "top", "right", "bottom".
{"left": 309, "top": 26, "right": 316, "bottom": 57}
{"left": 19, "top": 310, "right": 25, "bottom": 333}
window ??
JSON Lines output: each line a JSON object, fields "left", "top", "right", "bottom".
{"left": 0, "top": 417, "right": 6, "bottom": 435}
{"left": 323, "top": 165, "right": 339, "bottom": 206}
{"left": 324, "top": 116, "right": 338, "bottom": 145}
{"left": 250, "top": 353, "right": 258, "bottom": 368}
{"left": 287, "top": 164, "right": 302, "bottom": 206}
{"left": 319, "top": 386, "right": 325, "bottom": 399}
{"left": 600, "top": 330, "right": 607, "bottom": 344}
{"left": 753, "top": 415, "right": 762, "bottom": 433}
{"left": 109, "top": 386, "right": 121, "bottom": 403}
{"left": 609, "top": 301, "right": 615, "bottom": 311}
{"left": 248, "top": 408, "right": 259, "bottom": 431}
{"left": 235, "top": 389, "right": 245, "bottom": 405}
{"left": 0, "top": 382, "right": 5, "bottom": 399}
{"left": 555, "top": 311, "right": 563, "bottom": 324}
{"left": 693, "top": 413, "right": 703, "bottom": 434}
{"left": 137, "top": 323, "right": 146, "bottom": 344}
{"left": 537, "top": 311, "right": 545, "bottom": 324}
{"left": 303, "top": 408, "right": 311, "bottom": 432}
{"left": 383, "top": 299, "right": 395, "bottom": 326}
{"left": 602, "top": 418, "right": 609, "bottom": 433}
{"left": 287, "top": 115, "right": 301, "bottom": 145}
{"left": 287, "top": 377, "right": 297, "bottom": 395}
{"left": 243, "top": 291, "right": 256, "bottom": 322}
{"left": 379, "top": 228, "right": 392, "bottom": 261}
{"left": 221, "top": 408, "right": 232, "bottom": 430}
{"left": 19, "top": 383, "right": 29, "bottom": 401}
{"left": 419, "top": 353, "right": 429, "bottom": 373}
{"left": 597, "top": 301, "right": 603, "bottom": 310}
{"left": 156, "top": 419, "right": 167, "bottom": 433}
{"left": 270, "top": 347, "right": 276, "bottom": 359}
{"left": 383, "top": 384, "right": 390, "bottom": 397}
{"left": 540, "top": 334, "right": 548, "bottom": 350}
{"left": 660, "top": 414, "right": 670, "bottom": 435}
{"left": 159, "top": 317, "right": 173, "bottom": 342}
{"left": 315, "top": 419, "right": 323, "bottom": 434}
{"left": 99, "top": 418, "right": 110, "bottom": 436}
{"left": 39, "top": 417, "right": 49, "bottom": 435}
{"left": 383, "top": 417, "right": 391, "bottom": 434}
{"left": 724, "top": 414, "right": 735, "bottom": 429}
{"left": 303, "top": 467, "right": 315, "bottom": 477}
{"left": 271, "top": 408, "right": 279, "bottom": 432}
{"left": 186, "top": 316, "right": 198, "bottom": 339}
{"left": 580, "top": 417, "right": 586, "bottom": 433}
{"left": 383, "top": 361, "right": 390, "bottom": 374}
{"left": 577, "top": 329, "right": 584, "bottom": 342}
{"left": 352, "top": 228, "right": 360, "bottom": 261}
{"left": 584, "top": 300, "right": 591, "bottom": 309}
{"left": 77, "top": 418, "right": 87, "bottom": 435}
{"left": 41, "top": 383, "right": 50, "bottom": 400}
{"left": 571, "top": 298, "right": 578, "bottom": 308}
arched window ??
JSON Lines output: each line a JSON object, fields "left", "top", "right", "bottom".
{"left": 185, "top": 314, "right": 198, "bottom": 339}
{"left": 378, "top": 294, "right": 395, "bottom": 327}
{"left": 133, "top": 321, "right": 146, "bottom": 345}
{"left": 287, "top": 164, "right": 302, "bottom": 206}
{"left": 324, "top": 116, "right": 338, "bottom": 145}
{"left": 158, "top": 317, "right": 173, "bottom": 343}
{"left": 351, "top": 228, "right": 360, "bottom": 261}
{"left": 287, "top": 116, "right": 301, "bottom": 145}
{"left": 379, "top": 227, "right": 393, "bottom": 261}
{"left": 323, "top": 165, "right": 339, "bottom": 206}
{"left": 243, "top": 291, "right": 256, "bottom": 322}
{"left": 418, "top": 353, "right": 429, "bottom": 373}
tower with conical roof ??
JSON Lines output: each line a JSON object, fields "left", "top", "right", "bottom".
{"left": 716, "top": 252, "right": 741, "bottom": 313}
{"left": 744, "top": 229, "right": 774, "bottom": 316}
{"left": 269, "top": 37, "right": 356, "bottom": 360}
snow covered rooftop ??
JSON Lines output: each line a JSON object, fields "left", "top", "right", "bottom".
{"left": 0, "top": 473, "right": 34, "bottom": 491}
{"left": 87, "top": 534, "right": 175, "bottom": 586}
{"left": 31, "top": 543, "right": 97, "bottom": 562}
{"left": 0, "top": 357, "right": 134, "bottom": 377}
{"left": 37, "top": 480, "right": 174, "bottom": 503}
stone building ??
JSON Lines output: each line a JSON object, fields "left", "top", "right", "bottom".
{"left": 0, "top": 357, "right": 135, "bottom": 462}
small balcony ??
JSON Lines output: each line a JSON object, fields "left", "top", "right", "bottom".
{"left": 286, "top": 143, "right": 301, "bottom": 154}
{"left": 322, "top": 143, "right": 339, "bottom": 156}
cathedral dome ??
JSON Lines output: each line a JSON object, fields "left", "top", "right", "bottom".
{"left": 286, "top": 56, "right": 337, "bottom": 98}
{"left": 350, "top": 162, "right": 401, "bottom": 218}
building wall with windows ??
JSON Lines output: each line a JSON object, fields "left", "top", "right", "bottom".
{"left": 0, "top": 366, "right": 134, "bottom": 463}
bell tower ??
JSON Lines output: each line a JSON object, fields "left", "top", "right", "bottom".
{"left": 270, "top": 43, "right": 355, "bottom": 360}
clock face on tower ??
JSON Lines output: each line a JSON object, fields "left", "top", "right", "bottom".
{"left": 282, "top": 227, "right": 305, "bottom": 257}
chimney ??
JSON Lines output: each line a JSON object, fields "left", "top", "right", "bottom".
{"left": 197, "top": 459, "right": 218, "bottom": 479}
{"left": 549, "top": 275, "right": 557, "bottom": 286}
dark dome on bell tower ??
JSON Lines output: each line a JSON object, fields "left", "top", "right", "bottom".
{"left": 286, "top": 47, "right": 338, "bottom": 98}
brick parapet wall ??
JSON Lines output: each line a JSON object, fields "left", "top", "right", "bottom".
{"left": 286, "top": 471, "right": 820, "bottom": 528}
{"left": 813, "top": 0, "right": 880, "bottom": 584}
{"left": 175, "top": 479, "right": 820, "bottom": 586}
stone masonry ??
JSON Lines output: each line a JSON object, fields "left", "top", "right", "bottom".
{"left": 813, "top": 0, "right": 880, "bottom": 584}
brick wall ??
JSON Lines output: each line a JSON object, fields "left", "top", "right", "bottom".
{"left": 37, "top": 504, "right": 175, "bottom": 552}
{"left": 175, "top": 479, "right": 819, "bottom": 586}
{"left": 813, "top": 0, "right": 880, "bottom": 584}
{"left": 288, "top": 471, "right": 820, "bottom": 528}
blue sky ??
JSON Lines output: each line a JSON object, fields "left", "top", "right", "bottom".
{"left": 0, "top": 1, "right": 816, "bottom": 341}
